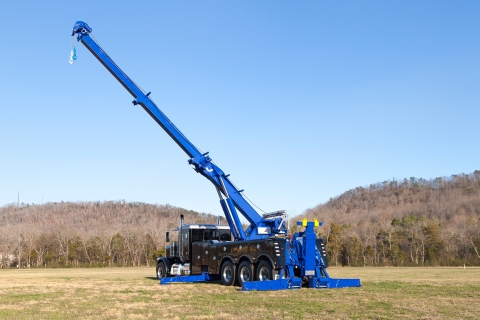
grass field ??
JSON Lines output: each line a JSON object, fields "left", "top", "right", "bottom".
{"left": 0, "top": 267, "right": 479, "bottom": 319}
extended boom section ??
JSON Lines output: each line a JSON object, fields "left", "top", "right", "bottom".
{"left": 72, "top": 21, "right": 284, "bottom": 241}
{"left": 71, "top": 21, "right": 361, "bottom": 291}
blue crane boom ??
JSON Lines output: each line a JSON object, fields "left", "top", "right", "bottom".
{"left": 71, "top": 21, "right": 287, "bottom": 241}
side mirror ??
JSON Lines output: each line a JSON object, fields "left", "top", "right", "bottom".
{"left": 165, "top": 231, "right": 170, "bottom": 243}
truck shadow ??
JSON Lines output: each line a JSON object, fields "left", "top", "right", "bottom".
{"left": 145, "top": 277, "right": 226, "bottom": 287}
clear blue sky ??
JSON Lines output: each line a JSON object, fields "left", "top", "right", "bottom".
{"left": 0, "top": 1, "right": 478, "bottom": 217}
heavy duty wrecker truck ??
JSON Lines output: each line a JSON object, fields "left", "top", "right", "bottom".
{"left": 71, "top": 21, "right": 361, "bottom": 291}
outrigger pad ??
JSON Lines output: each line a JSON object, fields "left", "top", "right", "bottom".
{"left": 311, "top": 277, "right": 361, "bottom": 289}
{"left": 242, "top": 277, "right": 361, "bottom": 291}
{"left": 241, "top": 278, "right": 302, "bottom": 291}
{"left": 160, "top": 272, "right": 220, "bottom": 285}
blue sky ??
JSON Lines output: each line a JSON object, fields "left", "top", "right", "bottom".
{"left": 0, "top": 1, "right": 478, "bottom": 217}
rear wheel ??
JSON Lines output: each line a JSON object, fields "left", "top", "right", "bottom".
{"left": 256, "top": 261, "right": 273, "bottom": 281}
{"left": 220, "top": 261, "right": 235, "bottom": 286}
{"left": 237, "top": 261, "right": 253, "bottom": 287}
{"left": 156, "top": 262, "right": 166, "bottom": 280}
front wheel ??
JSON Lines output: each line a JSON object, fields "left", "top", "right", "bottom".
{"left": 237, "top": 261, "right": 253, "bottom": 287}
{"left": 220, "top": 261, "right": 236, "bottom": 286}
{"left": 156, "top": 262, "right": 166, "bottom": 280}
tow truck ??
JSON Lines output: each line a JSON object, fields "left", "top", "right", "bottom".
{"left": 70, "top": 21, "right": 361, "bottom": 291}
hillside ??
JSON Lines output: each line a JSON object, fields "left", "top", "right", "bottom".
{"left": 0, "top": 201, "right": 217, "bottom": 268}
{"left": 1, "top": 171, "right": 479, "bottom": 269}
{"left": 298, "top": 171, "right": 480, "bottom": 266}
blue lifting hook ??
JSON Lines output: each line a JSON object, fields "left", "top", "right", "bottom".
{"left": 69, "top": 46, "right": 77, "bottom": 64}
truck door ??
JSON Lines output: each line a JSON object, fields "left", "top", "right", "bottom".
{"left": 180, "top": 226, "right": 189, "bottom": 261}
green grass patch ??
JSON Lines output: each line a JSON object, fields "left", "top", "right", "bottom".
{"left": 0, "top": 267, "right": 479, "bottom": 319}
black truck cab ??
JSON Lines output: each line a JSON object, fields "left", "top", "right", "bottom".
{"left": 158, "top": 217, "right": 231, "bottom": 278}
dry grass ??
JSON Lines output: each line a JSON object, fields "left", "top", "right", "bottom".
{"left": 0, "top": 267, "right": 479, "bottom": 319}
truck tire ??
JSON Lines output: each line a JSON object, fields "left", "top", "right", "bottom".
{"left": 220, "top": 261, "right": 235, "bottom": 286}
{"left": 156, "top": 262, "right": 166, "bottom": 280}
{"left": 237, "top": 261, "right": 253, "bottom": 287}
{"left": 256, "top": 260, "right": 272, "bottom": 281}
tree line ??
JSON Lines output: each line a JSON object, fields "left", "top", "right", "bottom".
{"left": 1, "top": 171, "right": 479, "bottom": 268}
{"left": 0, "top": 201, "right": 218, "bottom": 268}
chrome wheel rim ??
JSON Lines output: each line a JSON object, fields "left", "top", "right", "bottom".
{"left": 240, "top": 266, "right": 251, "bottom": 282}
{"left": 223, "top": 265, "right": 233, "bottom": 282}
{"left": 258, "top": 266, "right": 269, "bottom": 281}
{"left": 157, "top": 266, "right": 164, "bottom": 278}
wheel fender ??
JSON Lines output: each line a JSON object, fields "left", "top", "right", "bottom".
{"left": 256, "top": 254, "right": 275, "bottom": 269}
{"left": 220, "top": 256, "right": 235, "bottom": 268}
{"left": 238, "top": 255, "right": 254, "bottom": 266}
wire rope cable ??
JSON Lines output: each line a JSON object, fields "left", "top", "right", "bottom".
{"left": 220, "top": 172, "right": 266, "bottom": 214}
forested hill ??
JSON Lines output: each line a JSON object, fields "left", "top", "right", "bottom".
{"left": 0, "top": 201, "right": 218, "bottom": 268}
{"left": 298, "top": 171, "right": 480, "bottom": 267}
{"left": 2, "top": 171, "right": 479, "bottom": 269}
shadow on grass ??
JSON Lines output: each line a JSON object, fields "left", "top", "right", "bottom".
{"left": 146, "top": 276, "right": 227, "bottom": 288}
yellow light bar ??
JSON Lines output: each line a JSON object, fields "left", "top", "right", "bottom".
{"left": 302, "top": 218, "right": 307, "bottom": 227}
